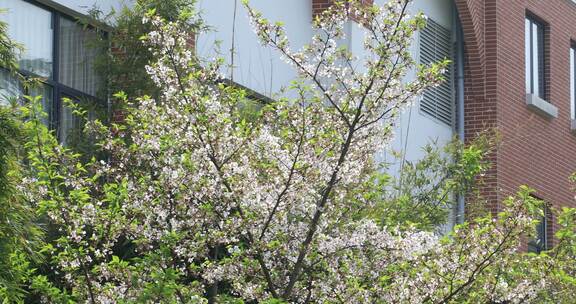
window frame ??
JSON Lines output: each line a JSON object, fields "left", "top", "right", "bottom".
{"left": 527, "top": 197, "right": 550, "bottom": 254}
{"left": 525, "top": 15, "right": 546, "bottom": 99}
{"left": 2, "top": 0, "right": 106, "bottom": 137}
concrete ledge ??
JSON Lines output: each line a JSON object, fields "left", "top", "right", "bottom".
{"left": 526, "top": 94, "right": 558, "bottom": 119}
{"left": 571, "top": 120, "right": 576, "bottom": 134}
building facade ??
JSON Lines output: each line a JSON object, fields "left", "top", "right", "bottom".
{"left": 1, "top": 0, "right": 575, "bottom": 247}
{"left": 197, "top": 0, "right": 462, "bottom": 229}
{"left": 454, "top": 0, "right": 576, "bottom": 249}
{"left": 198, "top": 0, "right": 576, "bottom": 246}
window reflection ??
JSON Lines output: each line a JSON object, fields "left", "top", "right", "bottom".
{"left": 59, "top": 18, "right": 99, "bottom": 96}
{"left": 0, "top": 70, "right": 22, "bottom": 106}
{"left": 0, "top": 0, "right": 53, "bottom": 78}
{"left": 29, "top": 84, "right": 53, "bottom": 126}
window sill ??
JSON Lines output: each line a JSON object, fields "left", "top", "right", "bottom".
{"left": 526, "top": 94, "right": 558, "bottom": 119}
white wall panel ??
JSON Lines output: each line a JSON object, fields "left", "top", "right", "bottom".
{"left": 198, "top": 0, "right": 454, "bottom": 164}
{"left": 377, "top": 0, "right": 455, "bottom": 171}
{"left": 197, "top": 0, "right": 313, "bottom": 97}
{"left": 50, "top": 0, "right": 131, "bottom": 16}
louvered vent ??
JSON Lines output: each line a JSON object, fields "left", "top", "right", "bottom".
{"left": 419, "top": 18, "right": 453, "bottom": 126}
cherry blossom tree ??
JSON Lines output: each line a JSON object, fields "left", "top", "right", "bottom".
{"left": 15, "top": 0, "right": 576, "bottom": 303}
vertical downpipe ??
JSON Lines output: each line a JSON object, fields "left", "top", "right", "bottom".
{"left": 454, "top": 5, "right": 466, "bottom": 224}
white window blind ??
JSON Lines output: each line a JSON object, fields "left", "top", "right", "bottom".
{"left": 419, "top": 18, "right": 453, "bottom": 126}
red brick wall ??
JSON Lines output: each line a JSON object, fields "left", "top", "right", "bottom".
{"left": 455, "top": 0, "right": 499, "bottom": 212}
{"left": 497, "top": 0, "right": 576, "bottom": 241}
{"left": 456, "top": 0, "right": 576, "bottom": 244}
{"left": 312, "top": 0, "right": 335, "bottom": 17}
{"left": 312, "top": 0, "right": 374, "bottom": 19}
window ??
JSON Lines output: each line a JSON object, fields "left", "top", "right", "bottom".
{"left": 419, "top": 18, "right": 454, "bottom": 126}
{"left": 0, "top": 0, "right": 104, "bottom": 143}
{"left": 528, "top": 204, "right": 549, "bottom": 254}
{"left": 0, "top": 0, "right": 53, "bottom": 77}
{"left": 0, "top": 70, "right": 22, "bottom": 105}
{"left": 30, "top": 85, "right": 54, "bottom": 126}
{"left": 571, "top": 44, "right": 576, "bottom": 120}
{"left": 525, "top": 16, "right": 545, "bottom": 99}
{"left": 59, "top": 17, "right": 100, "bottom": 96}
{"left": 58, "top": 95, "right": 99, "bottom": 147}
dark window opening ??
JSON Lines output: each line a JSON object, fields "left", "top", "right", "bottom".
{"left": 528, "top": 202, "right": 550, "bottom": 254}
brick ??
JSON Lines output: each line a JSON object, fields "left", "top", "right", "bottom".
{"left": 456, "top": 0, "right": 576, "bottom": 248}
{"left": 312, "top": 0, "right": 374, "bottom": 23}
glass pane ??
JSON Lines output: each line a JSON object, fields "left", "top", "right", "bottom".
{"left": 528, "top": 207, "right": 547, "bottom": 254}
{"left": 0, "top": 69, "right": 22, "bottom": 106}
{"left": 571, "top": 48, "right": 575, "bottom": 120}
{"left": 59, "top": 17, "right": 99, "bottom": 96}
{"left": 58, "top": 94, "right": 103, "bottom": 147}
{"left": 29, "top": 84, "right": 53, "bottom": 126}
{"left": 525, "top": 18, "right": 531, "bottom": 94}
{"left": 58, "top": 95, "right": 80, "bottom": 146}
{"left": 537, "top": 25, "right": 545, "bottom": 98}
{"left": 531, "top": 22, "right": 540, "bottom": 97}
{"left": 0, "top": 0, "right": 53, "bottom": 77}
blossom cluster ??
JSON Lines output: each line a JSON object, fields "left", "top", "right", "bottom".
{"left": 18, "top": 1, "right": 576, "bottom": 303}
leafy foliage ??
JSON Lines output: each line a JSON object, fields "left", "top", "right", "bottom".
{"left": 368, "top": 133, "right": 496, "bottom": 230}
{"left": 0, "top": 15, "right": 44, "bottom": 302}
{"left": 0, "top": 9, "right": 21, "bottom": 72}
{"left": 5, "top": 0, "right": 576, "bottom": 303}
{"left": 90, "top": 0, "right": 203, "bottom": 100}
